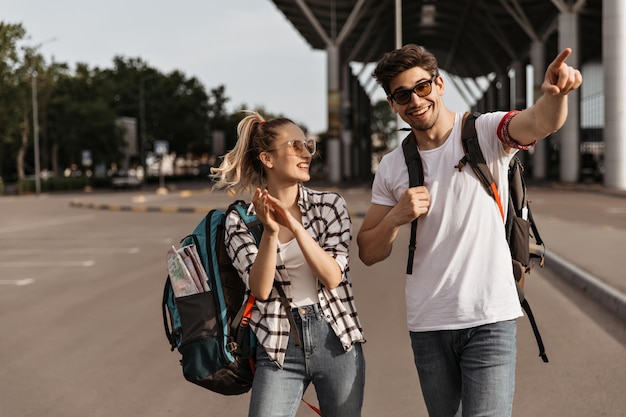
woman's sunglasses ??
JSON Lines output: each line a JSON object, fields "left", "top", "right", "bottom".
{"left": 267, "top": 139, "right": 316, "bottom": 156}
{"left": 390, "top": 77, "right": 436, "bottom": 105}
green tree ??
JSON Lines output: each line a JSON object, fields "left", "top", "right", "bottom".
{"left": 47, "top": 63, "right": 124, "bottom": 173}
{"left": 208, "top": 84, "right": 230, "bottom": 129}
{"left": 103, "top": 56, "right": 212, "bottom": 162}
{"left": 0, "top": 23, "right": 70, "bottom": 182}
{"left": 0, "top": 22, "right": 28, "bottom": 180}
{"left": 101, "top": 56, "right": 156, "bottom": 167}
{"left": 33, "top": 59, "right": 68, "bottom": 175}
{"left": 1, "top": 22, "right": 271, "bottom": 185}
{"left": 143, "top": 70, "right": 210, "bottom": 156}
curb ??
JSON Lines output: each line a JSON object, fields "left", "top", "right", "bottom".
{"left": 69, "top": 200, "right": 370, "bottom": 218}
{"left": 69, "top": 200, "right": 212, "bottom": 214}
{"left": 545, "top": 249, "right": 626, "bottom": 323}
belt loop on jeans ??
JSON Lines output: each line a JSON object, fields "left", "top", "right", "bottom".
{"left": 313, "top": 303, "right": 322, "bottom": 321}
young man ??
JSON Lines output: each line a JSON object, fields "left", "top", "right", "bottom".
{"left": 357, "top": 44, "right": 581, "bottom": 416}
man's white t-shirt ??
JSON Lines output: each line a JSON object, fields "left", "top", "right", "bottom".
{"left": 372, "top": 112, "right": 523, "bottom": 332}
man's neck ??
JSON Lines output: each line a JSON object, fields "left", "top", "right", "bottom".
{"left": 413, "top": 109, "right": 457, "bottom": 150}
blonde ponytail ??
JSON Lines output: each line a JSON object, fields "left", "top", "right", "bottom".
{"left": 210, "top": 111, "right": 293, "bottom": 194}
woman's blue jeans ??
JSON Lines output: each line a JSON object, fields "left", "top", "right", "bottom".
{"left": 409, "top": 320, "right": 517, "bottom": 417}
{"left": 248, "top": 304, "right": 365, "bottom": 417}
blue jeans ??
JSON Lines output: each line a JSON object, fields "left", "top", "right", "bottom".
{"left": 248, "top": 304, "right": 365, "bottom": 417}
{"left": 409, "top": 320, "right": 517, "bottom": 417}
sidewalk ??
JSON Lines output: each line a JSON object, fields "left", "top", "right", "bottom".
{"left": 67, "top": 181, "right": 626, "bottom": 322}
{"left": 526, "top": 182, "right": 626, "bottom": 322}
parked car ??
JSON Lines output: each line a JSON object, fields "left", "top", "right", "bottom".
{"left": 111, "top": 170, "right": 143, "bottom": 189}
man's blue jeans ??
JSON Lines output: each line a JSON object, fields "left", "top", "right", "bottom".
{"left": 248, "top": 304, "right": 365, "bottom": 417}
{"left": 410, "top": 320, "right": 517, "bottom": 417}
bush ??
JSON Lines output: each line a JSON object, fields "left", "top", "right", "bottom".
{"left": 17, "top": 177, "right": 89, "bottom": 193}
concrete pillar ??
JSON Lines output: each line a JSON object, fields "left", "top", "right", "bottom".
{"left": 497, "top": 73, "right": 508, "bottom": 110}
{"left": 327, "top": 44, "right": 342, "bottom": 183}
{"left": 511, "top": 60, "right": 525, "bottom": 110}
{"left": 341, "top": 65, "right": 353, "bottom": 180}
{"left": 529, "top": 41, "right": 547, "bottom": 180}
{"left": 603, "top": 0, "right": 626, "bottom": 189}
{"left": 558, "top": 11, "right": 581, "bottom": 183}
{"left": 394, "top": 0, "right": 404, "bottom": 148}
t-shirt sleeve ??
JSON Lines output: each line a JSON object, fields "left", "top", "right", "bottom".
{"left": 371, "top": 151, "right": 401, "bottom": 207}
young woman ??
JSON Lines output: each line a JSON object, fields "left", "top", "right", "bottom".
{"left": 211, "top": 111, "right": 366, "bottom": 417}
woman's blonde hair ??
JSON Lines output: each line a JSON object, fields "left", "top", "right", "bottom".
{"left": 210, "top": 110, "right": 295, "bottom": 194}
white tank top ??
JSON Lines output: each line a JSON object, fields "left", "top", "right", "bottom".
{"left": 278, "top": 239, "right": 319, "bottom": 307}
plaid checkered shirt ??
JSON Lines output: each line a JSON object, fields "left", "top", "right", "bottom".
{"left": 225, "top": 185, "right": 365, "bottom": 367}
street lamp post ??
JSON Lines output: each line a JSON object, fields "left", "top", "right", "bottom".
{"left": 31, "top": 71, "right": 41, "bottom": 195}
{"left": 139, "top": 76, "right": 147, "bottom": 171}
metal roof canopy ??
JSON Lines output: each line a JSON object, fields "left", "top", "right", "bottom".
{"left": 270, "top": 0, "right": 601, "bottom": 81}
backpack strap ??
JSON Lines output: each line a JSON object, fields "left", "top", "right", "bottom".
{"left": 274, "top": 280, "right": 302, "bottom": 347}
{"left": 401, "top": 131, "right": 424, "bottom": 275}
{"left": 230, "top": 200, "right": 264, "bottom": 243}
{"left": 162, "top": 277, "right": 179, "bottom": 351}
{"left": 228, "top": 201, "right": 303, "bottom": 348}
{"left": 521, "top": 298, "right": 549, "bottom": 362}
{"left": 527, "top": 208, "right": 545, "bottom": 267}
{"left": 456, "top": 113, "right": 548, "bottom": 363}
{"left": 456, "top": 112, "right": 505, "bottom": 221}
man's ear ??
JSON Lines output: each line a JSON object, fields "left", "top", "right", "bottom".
{"left": 258, "top": 151, "right": 273, "bottom": 169}
{"left": 435, "top": 75, "right": 444, "bottom": 95}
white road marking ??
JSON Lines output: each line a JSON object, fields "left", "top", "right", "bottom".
{"left": 0, "top": 260, "right": 95, "bottom": 267}
{"left": 0, "top": 247, "right": 141, "bottom": 255}
{"left": 607, "top": 207, "right": 626, "bottom": 215}
{"left": 0, "top": 278, "right": 35, "bottom": 286}
{"left": 0, "top": 214, "right": 95, "bottom": 234}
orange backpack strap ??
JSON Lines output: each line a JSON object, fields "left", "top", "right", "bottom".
{"left": 456, "top": 112, "right": 505, "bottom": 221}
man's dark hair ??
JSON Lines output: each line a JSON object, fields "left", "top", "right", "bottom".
{"left": 372, "top": 44, "right": 440, "bottom": 96}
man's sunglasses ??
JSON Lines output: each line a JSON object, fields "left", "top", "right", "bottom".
{"left": 267, "top": 139, "right": 316, "bottom": 155}
{"left": 390, "top": 77, "right": 436, "bottom": 105}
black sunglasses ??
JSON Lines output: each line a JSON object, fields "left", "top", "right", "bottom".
{"left": 390, "top": 77, "right": 436, "bottom": 105}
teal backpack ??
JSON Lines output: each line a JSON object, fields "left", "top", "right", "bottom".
{"left": 162, "top": 201, "right": 262, "bottom": 395}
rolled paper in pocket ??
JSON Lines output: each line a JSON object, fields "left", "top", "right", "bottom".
{"left": 167, "top": 246, "right": 200, "bottom": 297}
{"left": 181, "top": 245, "right": 210, "bottom": 292}
{"left": 167, "top": 244, "right": 211, "bottom": 297}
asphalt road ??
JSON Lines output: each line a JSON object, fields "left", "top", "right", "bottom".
{"left": 0, "top": 186, "right": 624, "bottom": 417}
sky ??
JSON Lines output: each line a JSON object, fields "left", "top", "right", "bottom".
{"left": 2, "top": 0, "right": 469, "bottom": 135}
